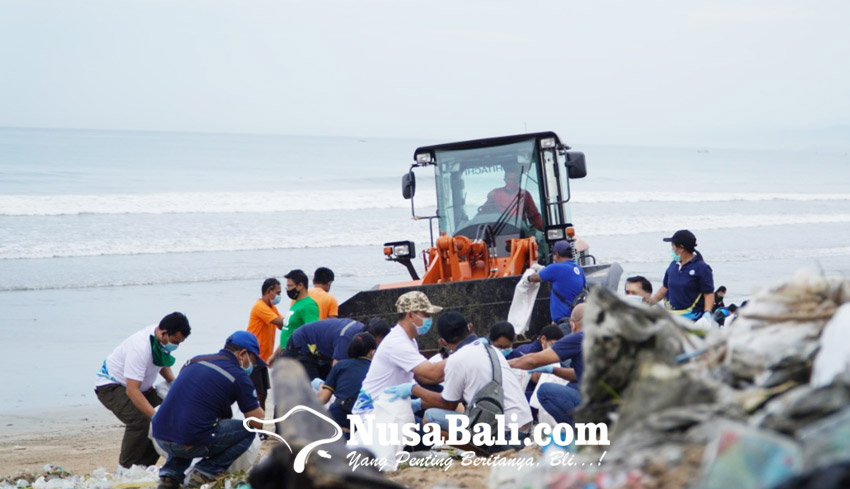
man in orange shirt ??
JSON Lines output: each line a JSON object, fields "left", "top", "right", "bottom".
{"left": 246, "top": 278, "right": 283, "bottom": 410}
{"left": 309, "top": 267, "right": 338, "bottom": 320}
{"left": 480, "top": 168, "right": 543, "bottom": 231}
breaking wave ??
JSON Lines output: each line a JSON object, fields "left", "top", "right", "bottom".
{"left": 1, "top": 191, "right": 848, "bottom": 216}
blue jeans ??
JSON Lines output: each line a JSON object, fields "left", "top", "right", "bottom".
{"left": 537, "top": 383, "right": 581, "bottom": 426}
{"left": 156, "top": 419, "right": 255, "bottom": 479}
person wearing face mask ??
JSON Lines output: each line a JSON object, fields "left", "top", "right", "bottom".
{"left": 527, "top": 240, "right": 587, "bottom": 326}
{"left": 488, "top": 321, "right": 517, "bottom": 357}
{"left": 386, "top": 311, "right": 533, "bottom": 450}
{"left": 95, "top": 312, "right": 191, "bottom": 469}
{"left": 507, "top": 324, "right": 564, "bottom": 360}
{"left": 152, "top": 331, "right": 266, "bottom": 489}
{"left": 352, "top": 291, "right": 446, "bottom": 414}
{"left": 246, "top": 278, "right": 283, "bottom": 411}
{"left": 649, "top": 230, "right": 715, "bottom": 321}
{"left": 272, "top": 269, "right": 319, "bottom": 361}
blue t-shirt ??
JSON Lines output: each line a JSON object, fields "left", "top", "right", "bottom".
{"left": 662, "top": 252, "right": 714, "bottom": 312}
{"left": 151, "top": 349, "right": 260, "bottom": 446}
{"left": 507, "top": 339, "right": 542, "bottom": 359}
{"left": 288, "top": 318, "right": 364, "bottom": 361}
{"left": 538, "top": 260, "right": 586, "bottom": 322}
{"left": 324, "top": 357, "right": 371, "bottom": 402}
{"left": 551, "top": 332, "right": 584, "bottom": 384}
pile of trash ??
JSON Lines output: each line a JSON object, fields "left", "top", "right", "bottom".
{"left": 0, "top": 465, "right": 160, "bottom": 489}
{"left": 558, "top": 269, "right": 850, "bottom": 489}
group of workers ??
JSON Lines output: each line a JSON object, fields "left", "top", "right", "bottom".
{"left": 94, "top": 228, "right": 723, "bottom": 489}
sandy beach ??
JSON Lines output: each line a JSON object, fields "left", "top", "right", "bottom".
{"left": 0, "top": 411, "right": 493, "bottom": 489}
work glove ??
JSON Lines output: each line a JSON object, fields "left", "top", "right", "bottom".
{"left": 384, "top": 382, "right": 415, "bottom": 401}
{"left": 311, "top": 378, "right": 324, "bottom": 391}
{"left": 529, "top": 365, "right": 555, "bottom": 374}
{"left": 411, "top": 398, "right": 422, "bottom": 413}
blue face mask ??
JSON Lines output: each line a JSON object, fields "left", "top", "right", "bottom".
{"left": 162, "top": 341, "right": 179, "bottom": 353}
{"left": 271, "top": 295, "right": 281, "bottom": 305}
{"left": 499, "top": 347, "right": 513, "bottom": 357}
{"left": 671, "top": 250, "right": 681, "bottom": 263}
{"left": 414, "top": 314, "right": 433, "bottom": 335}
{"left": 240, "top": 353, "right": 254, "bottom": 376}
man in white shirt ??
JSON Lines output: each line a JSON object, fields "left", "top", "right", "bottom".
{"left": 388, "top": 312, "right": 533, "bottom": 450}
{"left": 354, "top": 291, "right": 446, "bottom": 412}
{"left": 95, "top": 312, "right": 191, "bottom": 469}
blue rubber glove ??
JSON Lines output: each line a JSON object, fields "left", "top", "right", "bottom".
{"left": 384, "top": 382, "right": 415, "bottom": 401}
{"left": 311, "top": 378, "right": 323, "bottom": 391}
{"left": 529, "top": 365, "right": 555, "bottom": 374}
{"left": 411, "top": 398, "right": 422, "bottom": 413}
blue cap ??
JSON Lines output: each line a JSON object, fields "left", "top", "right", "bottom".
{"left": 552, "top": 240, "right": 573, "bottom": 257}
{"left": 226, "top": 331, "right": 266, "bottom": 367}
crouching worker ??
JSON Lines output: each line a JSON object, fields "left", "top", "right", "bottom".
{"left": 152, "top": 332, "right": 266, "bottom": 489}
{"left": 317, "top": 332, "right": 378, "bottom": 429}
{"left": 509, "top": 303, "right": 585, "bottom": 426}
{"left": 386, "top": 312, "right": 532, "bottom": 453}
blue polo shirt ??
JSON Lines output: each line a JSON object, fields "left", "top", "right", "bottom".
{"left": 152, "top": 349, "right": 260, "bottom": 446}
{"left": 324, "top": 357, "right": 371, "bottom": 402}
{"left": 288, "top": 318, "right": 364, "bottom": 361}
{"left": 538, "top": 260, "right": 586, "bottom": 323}
{"left": 552, "top": 332, "right": 584, "bottom": 384}
{"left": 662, "top": 252, "right": 714, "bottom": 313}
{"left": 507, "top": 339, "right": 542, "bottom": 359}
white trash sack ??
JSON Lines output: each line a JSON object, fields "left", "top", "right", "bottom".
{"left": 508, "top": 267, "right": 542, "bottom": 336}
{"left": 346, "top": 395, "right": 414, "bottom": 472}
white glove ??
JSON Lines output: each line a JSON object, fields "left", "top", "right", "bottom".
{"left": 531, "top": 263, "right": 544, "bottom": 272}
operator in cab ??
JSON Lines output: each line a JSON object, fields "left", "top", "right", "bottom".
{"left": 479, "top": 166, "right": 544, "bottom": 231}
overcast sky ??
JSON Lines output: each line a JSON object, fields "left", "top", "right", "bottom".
{"left": 1, "top": 0, "right": 848, "bottom": 149}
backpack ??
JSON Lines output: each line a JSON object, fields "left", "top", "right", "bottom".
{"left": 465, "top": 344, "right": 505, "bottom": 433}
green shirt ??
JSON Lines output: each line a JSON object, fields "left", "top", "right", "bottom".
{"left": 280, "top": 296, "right": 320, "bottom": 348}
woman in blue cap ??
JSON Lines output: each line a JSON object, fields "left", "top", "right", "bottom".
{"left": 650, "top": 229, "right": 715, "bottom": 320}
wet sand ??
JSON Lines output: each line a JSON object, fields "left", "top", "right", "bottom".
{"left": 0, "top": 415, "right": 492, "bottom": 489}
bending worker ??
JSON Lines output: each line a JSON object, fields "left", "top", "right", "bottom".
{"left": 152, "top": 331, "right": 266, "bottom": 489}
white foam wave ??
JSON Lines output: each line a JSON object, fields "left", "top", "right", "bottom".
{"left": 1, "top": 190, "right": 847, "bottom": 216}
{"left": 0, "top": 190, "right": 439, "bottom": 216}
{"left": 571, "top": 191, "right": 850, "bottom": 204}
{"left": 576, "top": 213, "right": 850, "bottom": 237}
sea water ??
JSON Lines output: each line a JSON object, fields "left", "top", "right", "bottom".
{"left": 1, "top": 127, "right": 849, "bottom": 425}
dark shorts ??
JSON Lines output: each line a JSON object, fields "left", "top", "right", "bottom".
{"left": 249, "top": 365, "right": 270, "bottom": 394}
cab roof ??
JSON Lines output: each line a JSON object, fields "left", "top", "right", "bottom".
{"left": 413, "top": 131, "right": 566, "bottom": 161}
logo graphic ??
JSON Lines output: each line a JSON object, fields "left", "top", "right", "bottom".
{"left": 244, "top": 406, "right": 343, "bottom": 473}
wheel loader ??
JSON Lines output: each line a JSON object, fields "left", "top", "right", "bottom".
{"left": 339, "top": 132, "right": 622, "bottom": 349}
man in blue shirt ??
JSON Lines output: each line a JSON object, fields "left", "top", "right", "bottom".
{"left": 509, "top": 304, "right": 585, "bottom": 426}
{"left": 507, "top": 324, "right": 564, "bottom": 359}
{"left": 152, "top": 332, "right": 266, "bottom": 489}
{"left": 650, "top": 230, "right": 715, "bottom": 320}
{"left": 285, "top": 317, "right": 390, "bottom": 380}
{"left": 528, "top": 240, "right": 587, "bottom": 324}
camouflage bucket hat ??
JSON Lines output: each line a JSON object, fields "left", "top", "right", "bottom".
{"left": 395, "top": 291, "right": 443, "bottom": 314}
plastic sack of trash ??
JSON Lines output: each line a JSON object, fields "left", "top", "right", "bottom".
{"left": 699, "top": 422, "right": 803, "bottom": 489}
{"left": 507, "top": 267, "right": 541, "bottom": 336}
{"left": 811, "top": 303, "right": 850, "bottom": 388}
{"left": 149, "top": 403, "right": 261, "bottom": 473}
{"left": 346, "top": 395, "right": 413, "bottom": 472}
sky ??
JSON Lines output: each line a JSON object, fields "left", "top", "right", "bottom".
{"left": 1, "top": 0, "right": 849, "bottom": 149}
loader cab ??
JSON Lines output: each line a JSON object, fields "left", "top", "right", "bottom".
{"left": 405, "top": 132, "right": 585, "bottom": 261}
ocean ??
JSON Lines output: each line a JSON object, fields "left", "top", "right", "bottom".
{"left": 2, "top": 127, "right": 849, "bottom": 427}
